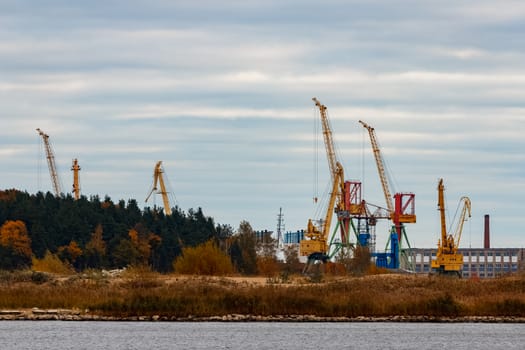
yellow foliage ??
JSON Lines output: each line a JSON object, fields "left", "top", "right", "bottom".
{"left": 32, "top": 251, "right": 75, "bottom": 274}
{"left": 85, "top": 224, "right": 106, "bottom": 255}
{"left": 0, "top": 220, "right": 32, "bottom": 258}
{"left": 173, "top": 240, "right": 234, "bottom": 276}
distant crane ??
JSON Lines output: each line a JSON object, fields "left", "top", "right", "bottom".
{"left": 300, "top": 98, "right": 364, "bottom": 264}
{"left": 145, "top": 161, "right": 172, "bottom": 216}
{"left": 36, "top": 128, "right": 62, "bottom": 197}
{"left": 359, "top": 120, "right": 416, "bottom": 269}
{"left": 431, "top": 178, "right": 471, "bottom": 277}
{"left": 71, "top": 158, "right": 81, "bottom": 200}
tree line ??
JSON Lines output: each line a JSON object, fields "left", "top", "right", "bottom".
{"left": 0, "top": 189, "right": 294, "bottom": 274}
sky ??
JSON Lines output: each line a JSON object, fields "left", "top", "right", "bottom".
{"left": 1, "top": 0, "right": 524, "bottom": 249}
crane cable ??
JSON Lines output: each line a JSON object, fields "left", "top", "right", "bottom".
{"left": 313, "top": 105, "right": 319, "bottom": 203}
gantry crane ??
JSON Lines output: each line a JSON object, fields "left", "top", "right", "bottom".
{"left": 36, "top": 128, "right": 62, "bottom": 197}
{"left": 71, "top": 159, "right": 81, "bottom": 200}
{"left": 300, "top": 98, "right": 363, "bottom": 263}
{"left": 145, "top": 161, "right": 172, "bottom": 216}
{"left": 359, "top": 120, "right": 416, "bottom": 269}
{"left": 431, "top": 178, "right": 471, "bottom": 277}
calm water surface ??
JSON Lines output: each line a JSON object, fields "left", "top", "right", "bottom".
{"left": 0, "top": 321, "right": 522, "bottom": 349}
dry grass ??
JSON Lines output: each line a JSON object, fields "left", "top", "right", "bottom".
{"left": 0, "top": 271, "right": 524, "bottom": 318}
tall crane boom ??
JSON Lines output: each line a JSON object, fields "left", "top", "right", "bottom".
{"left": 359, "top": 120, "right": 394, "bottom": 215}
{"left": 359, "top": 121, "right": 416, "bottom": 224}
{"left": 36, "top": 128, "right": 62, "bottom": 197}
{"left": 145, "top": 161, "right": 172, "bottom": 216}
{"left": 431, "top": 178, "right": 471, "bottom": 277}
{"left": 301, "top": 98, "right": 356, "bottom": 261}
{"left": 313, "top": 97, "right": 338, "bottom": 183}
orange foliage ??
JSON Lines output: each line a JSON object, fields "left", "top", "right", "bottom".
{"left": 256, "top": 256, "right": 280, "bottom": 277}
{"left": 324, "top": 262, "right": 347, "bottom": 276}
{"left": 0, "top": 220, "right": 32, "bottom": 258}
{"left": 128, "top": 226, "right": 162, "bottom": 265}
{"left": 58, "top": 241, "right": 83, "bottom": 264}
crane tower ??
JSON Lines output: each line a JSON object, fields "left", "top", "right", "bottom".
{"left": 71, "top": 158, "right": 81, "bottom": 200}
{"left": 431, "top": 179, "right": 471, "bottom": 277}
{"left": 300, "top": 98, "right": 364, "bottom": 264}
{"left": 359, "top": 120, "right": 416, "bottom": 270}
{"left": 36, "top": 128, "right": 62, "bottom": 197}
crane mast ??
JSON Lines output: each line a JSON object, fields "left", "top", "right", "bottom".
{"left": 359, "top": 120, "right": 394, "bottom": 215}
{"left": 71, "top": 158, "right": 81, "bottom": 200}
{"left": 359, "top": 120, "right": 416, "bottom": 231}
{"left": 431, "top": 178, "right": 471, "bottom": 277}
{"left": 313, "top": 97, "right": 338, "bottom": 182}
{"left": 301, "top": 98, "right": 356, "bottom": 261}
{"left": 36, "top": 128, "right": 62, "bottom": 197}
{"left": 145, "top": 161, "right": 172, "bottom": 216}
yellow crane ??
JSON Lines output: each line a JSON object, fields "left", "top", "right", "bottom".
{"left": 145, "top": 161, "right": 172, "bottom": 216}
{"left": 359, "top": 120, "right": 416, "bottom": 224}
{"left": 431, "top": 178, "right": 471, "bottom": 277}
{"left": 300, "top": 98, "right": 350, "bottom": 261}
{"left": 71, "top": 158, "right": 81, "bottom": 200}
{"left": 36, "top": 128, "right": 62, "bottom": 197}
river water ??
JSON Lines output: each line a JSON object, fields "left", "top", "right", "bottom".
{"left": 0, "top": 321, "right": 522, "bottom": 349}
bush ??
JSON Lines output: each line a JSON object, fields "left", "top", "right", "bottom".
{"left": 173, "top": 240, "right": 234, "bottom": 276}
{"left": 32, "top": 251, "right": 75, "bottom": 275}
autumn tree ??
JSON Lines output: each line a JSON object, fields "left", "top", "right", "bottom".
{"left": 128, "top": 223, "right": 162, "bottom": 266}
{"left": 112, "top": 238, "right": 140, "bottom": 268}
{"left": 229, "top": 221, "right": 257, "bottom": 275}
{"left": 255, "top": 230, "right": 279, "bottom": 277}
{"left": 173, "top": 240, "right": 233, "bottom": 275}
{"left": 283, "top": 244, "right": 303, "bottom": 274}
{"left": 57, "top": 240, "right": 83, "bottom": 268}
{"left": 84, "top": 224, "right": 107, "bottom": 268}
{"left": 0, "top": 220, "right": 32, "bottom": 269}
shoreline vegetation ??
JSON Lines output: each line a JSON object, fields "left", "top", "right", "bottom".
{"left": 1, "top": 268, "right": 525, "bottom": 322}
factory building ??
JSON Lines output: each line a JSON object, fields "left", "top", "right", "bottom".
{"left": 407, "top": 248, "right": 525, "bottom": 278}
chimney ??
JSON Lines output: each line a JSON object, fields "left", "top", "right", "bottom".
{"left": 484, "top": 214, "right": 490, "bottom": 249}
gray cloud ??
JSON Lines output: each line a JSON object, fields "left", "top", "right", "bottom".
{"left": 1, "top": 1, "right": 524, "bottom": 249}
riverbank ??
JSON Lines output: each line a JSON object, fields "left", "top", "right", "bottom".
{"left": 2, "top": 308, "right": 525, "bottom": 323}
{"left": 1, "top": 269, "right": 524, "bottom": 320}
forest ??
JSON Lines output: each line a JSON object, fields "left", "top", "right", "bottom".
{"left": 0, "top": 189, "right": 273, "bottom": 273}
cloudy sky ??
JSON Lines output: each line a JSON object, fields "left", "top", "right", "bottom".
{"left": 1, "top": 1, "right": 524, "bottom": 249}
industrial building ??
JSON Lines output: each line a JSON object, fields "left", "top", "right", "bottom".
{"left": 407, "top": 248, "right": 525, "bottom": 278}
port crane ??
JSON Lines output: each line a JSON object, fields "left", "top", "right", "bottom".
{"left": 36, "top": 128, "right": 62, "bottom": 197}
{"left": 431, "top": 178, "right": 471, "bottom": 277}
{"left": 359, "top": 120, "right": 416, "bottom": 269}
{"left": 300, "top": 98, "right": 363, "bottom": 263}
{"left": 145, "top": 161, "right": 172, "bottom": 216}
{"left": 71, "top": 159, "right": 81, "bottom": 200}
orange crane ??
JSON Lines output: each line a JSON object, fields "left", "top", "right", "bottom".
{"left": 359, "top": 120, "right": 415, "bottom": 269}
{"left": 71, "top": 158, "right": 81, "bottom": 200}
{"left": 300, "top": 98, "right": 363, "bottom": 262}
{"left": 145, "top": 161, "right": 172, "bottom": 216}
{"left": 36, "top": 128, "right": 62, "bottom": 197}
{"left": 431, "top": 178, "right": 471, "bottom": 277}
